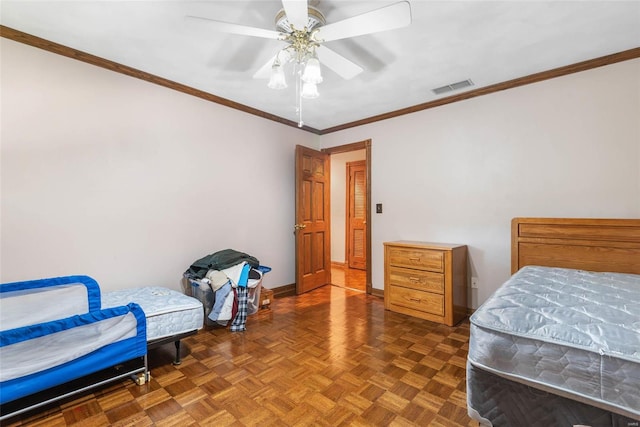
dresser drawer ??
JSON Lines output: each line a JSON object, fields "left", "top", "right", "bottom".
{"left": 387, "top": 247, "right": 444, "bottom": 272}
{"left": 388, "top": 285, "right": 444, "bottom": 316}
{"left": 387, "top": 266, "right": 444, "bottom": 294}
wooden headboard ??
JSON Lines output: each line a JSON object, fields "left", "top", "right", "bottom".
{"left": 511, "top": 217, "right": 640, "bottom": 274}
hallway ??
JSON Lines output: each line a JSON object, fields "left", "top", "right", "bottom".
{"left": 331, "top": 264, "right": 366, "bottom": 292}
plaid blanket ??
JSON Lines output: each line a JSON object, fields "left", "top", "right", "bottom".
{"left": 230, "top": 286, "right": 248, "bottom": 332}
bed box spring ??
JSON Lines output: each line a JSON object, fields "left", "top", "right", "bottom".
{"left": 467, "top": 266, "right": 640, "bottom": 423}
{"left": 102, "top": 287, "right": 204, "bottom": 342}
{"left": 467, "top": 362, "right": 638, "bottom": 427}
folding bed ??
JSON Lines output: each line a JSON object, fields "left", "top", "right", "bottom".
{"left": 0, "top": 276, "right": 147, "bottom": 420}
{"left": 0, "top": 276, "right": 204, "bottom": 421}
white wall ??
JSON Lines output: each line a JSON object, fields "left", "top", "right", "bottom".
{"left": 330, "top": 149, "right": 366, "bottom": 264}
{"left": 3, "top": 38, "right": 639, "bottom": 306}
{"left": 0, "top": 39, "right": 318, "bottom": 291}
{"left": 320, "top": 59, "right": 640, "bottom": 307}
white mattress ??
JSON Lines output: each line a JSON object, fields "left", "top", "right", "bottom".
{"left": 468, "top": 266, "right": 640, "bottom": 420}
{"left": 103, "top": 287, "right": 203, "bottom": 341}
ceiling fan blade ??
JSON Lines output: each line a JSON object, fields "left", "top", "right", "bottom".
{"left": 281, "top": 0, "right": 309, "bottom": 31}
{"left": 186, "top": 15, "right": 281, "bottom": 39}
{"left": 316, "top": 1, "right": 411, "bottom": 43}
{"left": 253, "top": 49, "right": 292, "bottom": 79}
{"left": 317, "top": 46, "right": 363, "bottom": 80}
{"left": 253, "top": 54, "right": 278, "bottom": 79}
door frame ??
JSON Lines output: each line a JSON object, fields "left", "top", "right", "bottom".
{"left": 322, "top": 139, "right": 372, "bottom": 294}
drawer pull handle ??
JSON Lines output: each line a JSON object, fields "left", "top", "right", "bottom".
{"left": 409, "top": 257, "right": 421, "bottom": 262}
{"left": 409, "top": 277, "right": 421, "bottom": 283}
{"left": 408, "top": 297, "right": 421, "bottom": 303}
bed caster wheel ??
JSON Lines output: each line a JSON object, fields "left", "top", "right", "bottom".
{"left": 135, "top": 372, "right": 150, "bottom": 385}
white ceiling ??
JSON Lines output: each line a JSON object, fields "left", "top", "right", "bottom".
{"left": 2, "top": 1, "right": 639, "bottom": 132}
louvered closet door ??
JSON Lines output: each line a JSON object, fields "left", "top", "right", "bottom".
{"left": 347, "top": 160, "right": 367, "bottom": 270}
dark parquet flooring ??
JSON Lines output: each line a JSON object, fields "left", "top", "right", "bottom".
{"left": 6, "top": 286, "right": 479, "bottom": 426}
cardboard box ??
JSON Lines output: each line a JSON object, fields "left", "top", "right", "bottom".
{"left": 259, "top": 288, "right": 273, "bottom": 310}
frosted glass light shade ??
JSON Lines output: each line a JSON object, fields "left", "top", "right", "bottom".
{"left": 268, "top": 65, "right": 287, "bottom": 89}
{"left": 301, "top": 57, "right": 323, "bottom": 84}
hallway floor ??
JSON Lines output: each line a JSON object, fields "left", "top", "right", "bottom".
{"left": 331, "top": 264, "right": 367, "bottom": 292}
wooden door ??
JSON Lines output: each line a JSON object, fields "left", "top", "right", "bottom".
{"left": 295, "top": 145, "right": 330, "bottom": 294}
{"left": 347, "top": 160, "right": 367, "bottom": 270}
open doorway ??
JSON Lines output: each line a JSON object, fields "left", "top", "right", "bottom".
{"left": 323, "top": 140, "right": 371, "bottom": 294}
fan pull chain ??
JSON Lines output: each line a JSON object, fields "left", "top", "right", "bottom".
{"left": 296, "top": 65, "right": 304, "bottom": 128}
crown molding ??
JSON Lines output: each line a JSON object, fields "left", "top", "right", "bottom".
{"left": 0, "top": 25, "right": 322, "bottom": 135}
{"left": 2, "top": 25, "right": 638, "bottom": 136}
{"left": 320, "top": 47, "right": 640, "bottom": 134}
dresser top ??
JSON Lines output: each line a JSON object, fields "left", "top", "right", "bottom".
{"left": 384, "top": 241, "right": 466, "bottom": 250}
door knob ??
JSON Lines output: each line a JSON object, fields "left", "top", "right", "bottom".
{"left": 294, "top": 223, "right": 307, "bottom": 230}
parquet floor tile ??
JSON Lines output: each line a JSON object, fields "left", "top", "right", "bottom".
{"left": 331, "top": 266, "right": 367, "bottom": 292}
{"left": 5, "top": 285, "right": 480, "bottom": 426}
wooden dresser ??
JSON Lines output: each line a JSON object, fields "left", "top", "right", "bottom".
{"left": 384, "top": 241, "right": 468, "bottom": 326}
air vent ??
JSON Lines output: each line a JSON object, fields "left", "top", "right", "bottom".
{"left": 432, "top": 79, "right": 474, "bottom": 95}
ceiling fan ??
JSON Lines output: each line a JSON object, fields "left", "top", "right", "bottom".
{"left": 187, "top": 0, "right": 412, "bottom": 126}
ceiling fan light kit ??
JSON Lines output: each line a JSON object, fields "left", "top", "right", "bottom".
{"left": 188, "top": 0, "right": 412, "bottom": 127}
{"left": 267, "top": 6, "right": 328, "bottom": 126}
{"left": 266, "top": 18, "right": 324, "bottom": 94}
